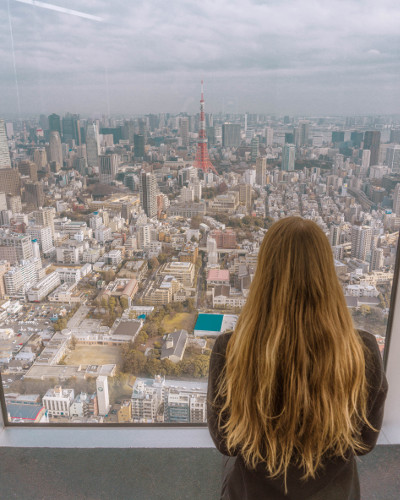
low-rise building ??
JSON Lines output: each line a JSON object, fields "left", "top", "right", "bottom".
{"left": 42, "top": 385, "right": 74, "bottom": 417}
{"left": 27, "top": 271, "right": 61, "bottom": 301}
{"left": 160, "top": 330, "right": 188, "bottom": 363}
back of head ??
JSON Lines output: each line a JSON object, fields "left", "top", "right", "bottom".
{"left": 217, "top": 216, "right": 371, "bottom": 484}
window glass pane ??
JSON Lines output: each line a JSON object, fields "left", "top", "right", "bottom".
{"left": 0, "top": 0, "right": 398, "bottom": 424}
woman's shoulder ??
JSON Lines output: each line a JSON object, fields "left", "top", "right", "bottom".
{"left": 357, "top": 329, "right": 385, "bottom": 387}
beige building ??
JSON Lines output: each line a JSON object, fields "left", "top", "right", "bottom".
{"left": 158, "top": 261, "right": 195, "bottom": 287}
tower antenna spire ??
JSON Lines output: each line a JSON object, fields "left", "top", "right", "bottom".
{"left": 193, "top": 80, "right": 218, "bottom": 176}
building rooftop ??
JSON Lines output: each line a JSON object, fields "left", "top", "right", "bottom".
{"left": 194, "top": 313, "right": 224, "bottom": 332}
{"left": 6, "top": 403, "right": 44, "bottom": 421}
{"left": 207, "top": 269, "right": 230, "bottom": 281}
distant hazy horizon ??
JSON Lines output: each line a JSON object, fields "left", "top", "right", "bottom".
{"left": 2, "top": 0, "right": 400, "bottom": 116}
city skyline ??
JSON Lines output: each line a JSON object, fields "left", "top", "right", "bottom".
{"left": 2, "top": 0, "right": 400, "bottom": 116}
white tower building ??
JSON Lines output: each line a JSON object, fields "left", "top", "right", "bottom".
{"left": 0, "top": 120, "right": 11, "bottom": 169}
{"left": 96, "top": 375, "right": 110, "bottom": 416}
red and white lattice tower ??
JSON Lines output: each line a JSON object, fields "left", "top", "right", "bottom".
{"left": 193, "top": 80, "right": 218, "bottom": 175}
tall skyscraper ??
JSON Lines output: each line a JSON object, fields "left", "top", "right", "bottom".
{"left": 48, "top": 113, "right": 62, "bottom": 136}
{"left": 390, "top": 129, "right": 400, "bottom": 144}
{"left": 139, "top": 172, "right": 158, "bottom": 218}
{"left": 62, "top": 113, "right": 81, "bottom": 144}
{"left": 265, "top": 127, "right": 274, "bottom": 147}
{"left": 99, "top": 154, "right": 118, "bottom": 184}
{"left": 239, "top": 183, "right": 252, "bottom": 210}
{"left": 256, "top": 157, "right": 267, "bottom": 186}
{"left": 222, "top": 123, "right": 241, "bottom": 147}
{"left": 33, "top": 149, "right": 48, "bottom": 169}
{"left": 351, "top": 131, "right": 363, "bottom": 148}
{"left": 296, "top": 121, "right": 309, "bottom": 147}
{"left": 49, "top": 131, "right": 63, "bottom": 168}
{"left": 18, "top": 160, "right": 38, "bottom": 182}
{"left": 134, "top": 134, "right": 145, "bottom": 158}
{"left": 393, "top": 184, "right": 400, "bottom": 215}
{"left": 24, "top": 181, "right": 44, "bottom": 208}
{"left": 180, "top": 117, "right": 189, "bottom": 148}
{"left": 0, "top": 120, "right": 11, "bottom": 169}
{"left": 251, "top": 137, "right": 259, "bottom": 161}
{"left": 361, "top": 150, "right": 371, "bottom": 171}
{"left": 282, "top": 144, "right": 296, "bottom": 171}
{"left": 0, "top": 169, "right": 20, "bottom": 195}
{"left": 351, "top": 225, "right": 372, "bottom": 261}
{"left": 34, "top": 207, "right": 55, "bottom": 238}
{"left": 386, "top": 146, "right": 400, "bottom": 173}
{"left": 332, "top": 131, "right": 345, "bottom": 144}
{"left": 363, "top": 131, "right": 381, "bottom": 166}
{"left": 86, "top": 123, "right": 100, "bottom": 167}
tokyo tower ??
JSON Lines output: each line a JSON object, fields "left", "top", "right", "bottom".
{"left": 193, "top": 81, "right": 218, "bottom": 175}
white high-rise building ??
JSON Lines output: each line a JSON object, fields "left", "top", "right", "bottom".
{"left": 386, "top": 145, "right": 400, "bottom": 173}
{"left": 0, "top": 120, "right": 11, "bottom": 169}
{"left": 99, "top": 154, "right": 118, "bottom": 184}
{"left": 180, "top": 117, "right": 189, "bottom": 148}
{"left": 393, "top": 184, "right": 400, "bottom": 216}
{"left": 361, "top": 150, "right": 371, "bottom": 170}
{"left": 96, "top": 375, "right": 110, "bottom": 416}
{"left": 206, "top": 235, "right": 218, "bottom": 267}
{"left": 49, "top": 131, "right": 63, "bottom": 168}
{"left": 351, "top": 225, "right": 372, "bottom": 261}
{"left": 86, "top": 123, "right": 100, "bottom": 167}
{"left": 282, "top": 144, "right": 296, "bottom": 171}
{"left": 26, "top": 225, "right": 54, "bottom": 254}
{"left": 265, "top": 127, "right": 274, "bottom": 147}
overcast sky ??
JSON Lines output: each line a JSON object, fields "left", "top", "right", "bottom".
{"left": 1, "top": 0, "right": 400, "bottom": 117}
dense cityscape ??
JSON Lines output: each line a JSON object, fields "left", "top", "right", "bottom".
{"left": 0, "top": 83, "right": 398, "bottom": 425}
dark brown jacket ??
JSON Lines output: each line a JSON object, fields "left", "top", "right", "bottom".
{"left": 207, "top": 330, "right": 388, "bottom": 500}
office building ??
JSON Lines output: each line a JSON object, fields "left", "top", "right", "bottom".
{"left": 393, "top": 184, "right": 400, "bottom": 215}
{"left": 27, "top": 271, "right": 61, "bottom": 301}
{"left": 361, "top": 150, "right": 371, "bottom": 171}
{"left": 222, "top": 123, "right": 241, "bottom": 147}
{"left": 251, "top": 136, "right": 259, "bottom": 161}
{"left": 370, "top": 248, "right": 384, "bottom": 272}
{"left": 139, "top": 172, "right": 157, "bottom": 218}
{"left": 86, "top": 123, "right": 100, "bottom": 167}
{"left": 282, "top": 144, "right": 296, "bottom": 171}
{"left": 99, "top": 154, "right": 118, "bottom": 184}
{"left": 134, "top": 134, "right": 145, "bottom": 158}
{"left": 332, "top": 131, "right": 345, "bottom": 144}
{"left": 351, "top": 225, "right": 372, "bottom": 261}
{"left": 296, "top": 121, "right": 309, "bottom": 147}
{"left": 34, "top": 207, "right": 55, "bottom": 237}
{"left": 49, "top": 131, "right": 63, "bottom": 168}
{"left": 48, "top": 114, "right": 62, "bottom": 136}
{"left": 180, "top": 117, "right": 189, "bottom": 148}
{"left": 265, "top": 127, "right": 273, "bottom": 147}
{"left": 0, "top": 169, "right": 21, "bottom": 196}
{"left": 18, "top": 160, "right": 38, "bottom": 182}
{"left": 6, "top": 194, "right": 22, "bottom": 214}
{"left": 239, "top": 183, "right": 252, "bottom": 210}
{"left": 43, "top": 386, "right": 74, "bottom": 417}
{"left": 256, "top": 157, "right": 267, "bottom": 186}
{"left": 0, "top": 231, "right": 33, "bottom": 262}
{"left": 351, "top": 131, "right": 364, "bottom": 148}
{"left": 24, "top": 181, "right": 44, "bottom": 208}
{"left": 0, "top": 192, "right": 6, "bottom": 211}
{"left": 62, "top": 113, "right": 81, "bottom": 144}
{"left": 0, "top": 120, "right": 11, "bottom": 168}
{"left": 386, "top": 146, "right": 400, "bottom": 173}
{"left": 363, "top": 131, "right": 381, "bottom": 166}
{"left": 33, "top": 149, "right": 48, "bottom": 169}
{"left": 390, "top": 129, "right": 400, "bottom": 144}
{"left": 26, "top": 225, "right": 54, "bottom": 254}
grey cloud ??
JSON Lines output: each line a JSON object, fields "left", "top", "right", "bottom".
{"left": 1, "top": 0, "right": 400, "bottom": 115}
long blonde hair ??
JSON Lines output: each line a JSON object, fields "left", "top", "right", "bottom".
{"left": 216, "top": 216, "right": 372, "bottom": 485}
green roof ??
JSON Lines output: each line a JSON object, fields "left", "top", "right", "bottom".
{"left": 194, "top": 314, "right": 223, "bottom": 332}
